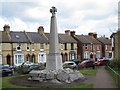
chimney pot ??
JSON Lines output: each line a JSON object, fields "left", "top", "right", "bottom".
{"left": 38, "top": 26, "right": 44, "bottom": 34}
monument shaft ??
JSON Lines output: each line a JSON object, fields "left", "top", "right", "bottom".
{"left": 46, "top": 7, "right": 63, "bottom": 70}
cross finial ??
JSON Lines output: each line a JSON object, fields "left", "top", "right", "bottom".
{"left": 50, "top": 6, "right": 57, "bottom": 16}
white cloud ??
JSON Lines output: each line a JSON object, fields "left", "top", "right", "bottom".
{"left": 0, "top": 0, "right": 119, "bottom": 37}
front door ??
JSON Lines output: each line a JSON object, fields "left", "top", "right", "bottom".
{"left": 7, "top": 55, "right": 11, "bottom": 65}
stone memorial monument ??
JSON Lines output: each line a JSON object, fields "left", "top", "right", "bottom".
{"left": 46, "top": 6, "right": 63, "bottom": 70}
{"left": 28, "top": 6, "right": 85, "bottom": 84}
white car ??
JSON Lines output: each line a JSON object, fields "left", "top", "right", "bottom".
{"left": 63, "top": 61, "right": 77, "bottom": 69}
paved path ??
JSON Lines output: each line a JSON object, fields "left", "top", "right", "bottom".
{"left": 93, "top": 66, "right": 117, "bottom": 88}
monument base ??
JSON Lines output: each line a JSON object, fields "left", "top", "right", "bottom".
{"left": 46, "top": 53, "right": 63, "bottom": 71}
{"left": 28, "top": 68, "right": 85, "bottom": 84}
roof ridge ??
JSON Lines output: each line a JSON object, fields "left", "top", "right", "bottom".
{"left": 24, "top": 31, "right": 33, "bottom": 43}
{"left": 42, "top": 33, "right": 49, "bottom": 41}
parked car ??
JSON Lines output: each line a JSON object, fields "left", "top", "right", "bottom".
{"left": 70, "top": 59, "right": 81, "bottom": 65}
{"left": 27, "top": 64, "right": 40, "bottom": 73}
{"left": 21, "top": 61, "right": 34, "bottom": 66}
{"left": 63, "top": 61, "right": 77, "bottom": 70}
{"left": 1, "top": 64, "right": 15, "bottom": 70}
{"left": 78, "top": 60, "right": 95, "bottom": 69}
{"left": 0, "top": 64, "right": 13, "bottom": 77}
{"left": 95, "top": 60, "right": 109, "bottom": 66}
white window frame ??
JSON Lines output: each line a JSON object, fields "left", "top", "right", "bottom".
{"left": 14, "top": 53, "right": 24, "bottom": 66}
{"left": 16, "top": 43, "right": 22, "bottom": 51}
{"left": 96, "top": 51, "right": 100, "bottom": 59}
{"left": 32, "top": 43, "right": 35, "bottom": 51}
{"left": 84, "top": 51, "right": 90, "bottom": 59}
{"left": 38, "top": 52, "right": 46, "bottom": 63}
{"left": 90, "top": 44, "right": 92, "bottom": 51}
{"left": 97, "top": 45, "right": 100, "bottom": 51}
{"left": 61, "top": 44, "right": 64, "bottom": 50}
{"left": 105, "top": 45, "right": 108, "bottom": 50}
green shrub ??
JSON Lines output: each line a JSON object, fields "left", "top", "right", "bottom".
{"left": 109, "top": 59, "right": 120, "bottom": 68}
{"left": 38, "top": 63, "right": 46, "bottom": 70}
{"left": 15, "top": 65, "right": 29, "bottom": 74}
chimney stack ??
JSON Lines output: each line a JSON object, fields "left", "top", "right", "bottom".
{"left": 88, "top": 32, "right": 97, "bottom": 38}
{"left": 65, "top": 30, "right": 70, "bottom": 35}
{"left": 93, "top": 33, "right": 97, "bottom": 38}
{"left": 70, "top": 31, "right": 76, "bottom": 36}
{"left": 3, "top": 24, "right": 10, "bottom": 33}
{"left": 38, "top": 26, "right": 44, "bottom": 34}
{"left": 88, "top": 32, "right": 94, "bottom": 37}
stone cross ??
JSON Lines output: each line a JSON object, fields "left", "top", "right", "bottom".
{"left": 50, "top": 6, "right": 57, "bottom": 16}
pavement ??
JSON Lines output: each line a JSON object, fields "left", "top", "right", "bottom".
{"left": 83, "top": 66, "right": 117, "bottom": 88}
{"left": 93, "top": 66, "right": 117, "bottom": 88}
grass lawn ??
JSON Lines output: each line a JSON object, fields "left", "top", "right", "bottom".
{"left": 72, "top": 84, "right": 93, "bottom": 88}
{"left": 106, "top": 66, "right": 120, "bottom": 88}
{"left": 2, "top": 68, "right": 97, "bottom": 89}
{"left": 79, "top": 68, "right": 97, "bottom": 76}
{"left": 2, "top": 76, "right": 27, "bottom": 88}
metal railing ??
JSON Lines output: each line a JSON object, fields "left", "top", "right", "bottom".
{"left": 106, "top": 65, "right": 120, "bottom": 88}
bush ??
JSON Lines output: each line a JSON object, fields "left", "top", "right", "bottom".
{"left": 15, "top": 63, "right": 46, "bottom": 74}
{"left": 15, "top": 65, "right": 29, "bottom": 74}
{"left": 109, "top": 59, "right": 120, "bottom": 68}
{"left": 38, "top": 63, "right": 46, "bottom": 70}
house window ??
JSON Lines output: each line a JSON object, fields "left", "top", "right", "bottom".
{"left": 32, "top": 43, "right": 35, "bottom": 51}
{"left": 105, "top": 45, "right": 108, "bottom": 50}
{"left": 97, "top": 45, "right": 100, "bottom": 50}
{"left": 61, "top": 44, "right": 64, "bottom": 50}
{"left": 14, "top": 53, "right": 24, "bottom": 66}
{"left": 40, "top": 44, "right": 44, "bottom": 49}
{"left": 96, "top": 51, "right": 100, "bottom": 58}
{"left": 38, "top": 52, "right": 46, "bottom": 63}
{"left": 71, "top": 43, "right": 74, "bottom": 50}
{"left": 84, "top": 51, "right": 90, "bottom": 59}
{"left": 85, "top": 44, "right": 88, "bottom": 50}
{"left": 90, "top": 44, "right": 92, "bottom": 51}
{"left": 69, "top": 51, "right": 76, "bottom": 60}
{"left": 16, "top": 43, "right": 22, "bottom": 51}
{"left": 26, "top": 43, "right": 30, "bottom": 51}
{"left": 65, "top": 43, "right": 67, "bottom": 50}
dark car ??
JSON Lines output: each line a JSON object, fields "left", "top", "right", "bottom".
{"left": 0, "top": 64, "right": 13, "bottom": 77}
{"left": 78, "top": 60, "right": 95, "bottom": 69}
{"left": 70, "top": 59, "right": 81, "bottom": 65}
{"left": 25, "top": 64, "right": 41, "bottom": 74}
{"left": 27, "top": 64, "right": 40, "bottom": 72}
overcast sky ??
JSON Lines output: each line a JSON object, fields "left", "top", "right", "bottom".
{"left": 0, "top": 0, "right": 119, "bottom": 37}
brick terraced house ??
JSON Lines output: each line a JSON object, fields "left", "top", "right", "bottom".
{"left": 0, "top": 25, "right": 77, "bottom": 65}
{"left": 0, "top": 25, "right": 112, "bottom": 65}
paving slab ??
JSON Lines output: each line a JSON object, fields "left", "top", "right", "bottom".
{"left": 93, "top": 66, "right": 117, "bottom": 88}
